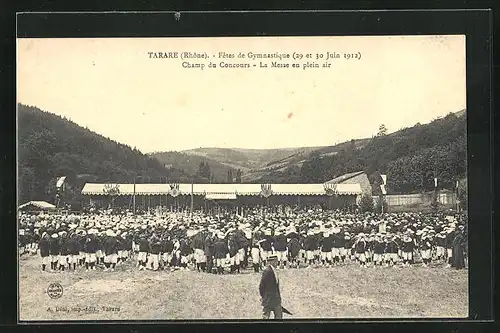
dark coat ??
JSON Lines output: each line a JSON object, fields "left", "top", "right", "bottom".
{"left": 49, "top": 237, "right": 61, "bottom": 255}
{"left": 214, "top": 239, "right": 229, "bottom": 259}
{"left": 374, "top": 241, "right": 385, "bottom": 254}
{"left": 235, "top": 230, "right": 248, "bottom": 249}
{"left": 139, "top": 238, "right": 150, "bottom": 252}
{"left": 85, "top": 236, "right": 99, "bottom": 253}
{"left": 179, "top": 239, "right": 191, "bottom": 255}
{"left": 228, "top": 234, "right": 239, "bottom": 257}
{"left": 204, "top": 236, "right": 215, "bottom": 256}
{"left": 162, "top": 239, "right": 174, "bottom": 253}
{"left": 355, "top": 240, "right": 366, "bottom": 253}
{"left": 260, "top": 236, "right": 272, "bottom": 251}
{"left": 59, "top": 237, "right": 69, "bottom": 255}
{"left": 304, "top": 235, "right": 317, "bottom": 251}
{"left": 259, "top": 265, "right": 282, "bottom": 309}
{"left": 451, "top": 232, "right": 467, "bottom": 269}
{"left": 104, "top": 237, "right": 119, "bottom": 255}
{"left": 192, "top": 233, "right": 205, "bottom": 250}
{"left": 39, "top": 237, "right": 50, "bottom": 257}
{"left": 287, "top": 238, "right": 301, "bottom": 258}
{"left": 150, "top": 239, "right": 162, "bottom": 255}
{"left": 273, "top": 235, "right": 287, "bottom": 251}
{"left": 320, "top": 236, "right": 334, "bottom": 252}
{"left": 67, "top": 236, "right": 80, "bottom": 255}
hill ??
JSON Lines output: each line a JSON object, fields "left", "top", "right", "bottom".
{"left": 180, "top": 147, "right": 321, "bottom": 171}
{"left": 255, "top": 110, "right": 467, "bottom": 194}
{"left": 150, "top": 147, "right": 321, "bottom": 184}
{"left": 149, "top": 151, "right": 240, "bottom": 183}
{"left": 241, "top": 139, "right": 372, "bottom": 182}
{"left": 17, "top": 104, "right": 191, "bottom": 208}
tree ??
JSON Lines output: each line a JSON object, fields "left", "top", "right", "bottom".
{"left": 235, "top": 169, "right": 242, "bottom": 183}
{"left": 457, "top": 178, "right": 467, "bottom": 211}
{"left": 17, "top": 103, "right": 188, "bottom": 204}
{"left": 359, "top": 193, "right": 374, "bottom": 213}
{"left": 375, "top": 196, "right": 388, "bottom": 214}
{"left": 377, "top": 124, "right": 388, "bottom": 137}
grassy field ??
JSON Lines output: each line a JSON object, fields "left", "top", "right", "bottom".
{"left": 19, "top": 254, "right": 468, "bottom": 321}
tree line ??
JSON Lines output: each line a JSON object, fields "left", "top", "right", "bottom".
{"left": 258, "top": 111, "right": 467, "bottom": 195}
{"left": 18, "top": 104, "right": 191, "bottom": 207}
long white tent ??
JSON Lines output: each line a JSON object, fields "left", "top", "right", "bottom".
{"left": 81, "top": 183, "right": 362, "bottom": 197}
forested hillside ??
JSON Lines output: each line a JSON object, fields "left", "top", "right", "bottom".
{"left": 18, "top": 103, "right": 466, "bottom": 207}
{"left": 181, "top": 147, "right": 320, "bottom": 170}
{"left": 258, "top": 111, "right": 466, "bottom": 194}
{"left": 149, "top": 151, "right": 238, "bottom": 183}
{"left": 18, "top": 104, "right": 191, "bottom": 207}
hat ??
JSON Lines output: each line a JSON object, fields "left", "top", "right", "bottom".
{"left": 267, "top": 254, "right": 278, "bottom": 262}
{"left": 51, "top": 233, "right": 58, "bottom": 238}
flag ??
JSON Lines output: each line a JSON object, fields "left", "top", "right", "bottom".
{"left": 380, "top": 184, "right": 387, "bottom": 195}
{"left": 434, "top": 177, "right": 438, "bottom": 188}
{"left": 381, "top": 174, "right": 387, "bottom": 185}
{"left": 56, "top": 176, "right": 66, "bottom": 189}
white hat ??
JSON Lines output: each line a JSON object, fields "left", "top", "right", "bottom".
{"left": 51, "top": 233, "right": 58, "bottom": 238}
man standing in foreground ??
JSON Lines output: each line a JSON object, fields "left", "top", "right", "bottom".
{"left": 259, "top": 254, "right": 283, "bottom": 319}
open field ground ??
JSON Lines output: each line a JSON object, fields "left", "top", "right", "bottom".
{"left": 19, "top": 254, "right": 468, "bottom": 321}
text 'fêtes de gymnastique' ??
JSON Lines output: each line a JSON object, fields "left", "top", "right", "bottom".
{"left": 146, "top": 51, "right": 363, "bottom": 70}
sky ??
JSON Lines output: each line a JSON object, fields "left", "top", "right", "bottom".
{"left": 17, "top": 36, "right": 466, "bottom": 153}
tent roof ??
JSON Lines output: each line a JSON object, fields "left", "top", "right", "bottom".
{"left": 81, "top": 182, "right": 362, "bottom": 196}
{"left": 18, "top": 201, "right": 56, "bottom": 210}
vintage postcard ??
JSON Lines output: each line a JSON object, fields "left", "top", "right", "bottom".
{"left": 17, "top": 35, "right": 468, "bottom": 321}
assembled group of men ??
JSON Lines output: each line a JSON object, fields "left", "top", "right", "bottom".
{"left": 19, "top": 208, "right": 468, "bottom": 273}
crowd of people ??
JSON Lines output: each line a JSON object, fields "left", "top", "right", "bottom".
{"left": 18, "top": 206, "right": 468, "bottom": 274}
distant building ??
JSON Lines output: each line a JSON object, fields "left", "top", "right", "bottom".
{"left": 325, "top": 171, "right": 372, "bottom": 196}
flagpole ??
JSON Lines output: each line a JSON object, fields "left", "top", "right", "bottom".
{"left": 190, "top": 182, "right": 194, "bottom": 217}
{"left": 133, "top": 176, "right": 136, "bottom": 217}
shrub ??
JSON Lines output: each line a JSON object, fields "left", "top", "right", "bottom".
{"left": 359, "top": 193, "right": 374, "bottom": 213}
